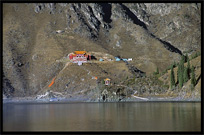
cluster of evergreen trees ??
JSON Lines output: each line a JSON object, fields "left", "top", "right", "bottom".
{"left": 170, "top": 55, "right": 196, "bottom": 90}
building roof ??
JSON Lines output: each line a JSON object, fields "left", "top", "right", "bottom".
{"left": 74, "top": 51, "right": 86, "bottom": 54}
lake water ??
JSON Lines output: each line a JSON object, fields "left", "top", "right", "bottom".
{"left": 3, "top": 102, "right": 201, "bottom": 132}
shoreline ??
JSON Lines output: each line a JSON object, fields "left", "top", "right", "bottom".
{"left": 3, "top": 97, "right": 201, "bottom": 104}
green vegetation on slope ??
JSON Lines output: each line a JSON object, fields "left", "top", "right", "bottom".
{"left": 191, "top": 66, "right": 196, "bottom": 88}
{"left": 161, "top": 51, "right": 200, "bottom": 91}
{"left": 170, "top": 65, "right": 175, "bottom": 89}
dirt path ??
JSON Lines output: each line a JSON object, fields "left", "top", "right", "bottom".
{"left": 37, "top": 62, "right": 70, "bottom": 95}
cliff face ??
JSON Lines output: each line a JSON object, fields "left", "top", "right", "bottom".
{"left": 3, "top": 3, "right": 201, "bottom": 99}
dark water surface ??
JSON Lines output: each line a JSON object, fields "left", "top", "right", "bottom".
{"left": 3, "top": 102, "right": 201, "bottom": 131}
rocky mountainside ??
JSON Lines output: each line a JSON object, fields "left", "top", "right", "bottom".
{"left": 3, "top": 3, "right": 201, "bottom": 100}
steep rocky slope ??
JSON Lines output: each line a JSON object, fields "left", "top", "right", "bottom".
{"left": 3, "top": 3, "right": 201, "bottom": 100}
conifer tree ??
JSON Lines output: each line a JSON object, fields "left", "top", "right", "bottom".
{"left": 177, "top": 64, "right": 180, "bottom": 84}
{"left": 184, "top": 54, "right": 188, "bottom": 62}
{"left": 181, "top": 55, "right": 185, "bottom": 70}
{"left": 153, "top": 67, "right": 159, "bottom": 75}
{"left": 187, "top": 57, "right": 190, "bottom": 78}
{"left": 178, "top": 56, "right": 184, "bottom": 88}
{"left": 186, "top": 54, "right": 189, "bottom": 62}
{"left": 183, "top": 66, "right": 189, "bottom": 83}
{"left": 156, "top": 67, "right": 159, "bottom": 74}
{"left": 179, "top": 69, "right": 183, "bottom": 88}
{"left": 170, "top": 65, "right": 175, "bottom": 89}
{"left": 173, "top": 61, "right": 176, "bottom": 67}
{"left": 181, "top": 55, "right": 185, "bottom": 63}
{"left": 191, "top": 66, "right": 196, "bottom": 88}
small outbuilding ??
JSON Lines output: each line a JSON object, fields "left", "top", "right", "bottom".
{"left": 99, "top": 58, "right": 104, "bottom": 61}
{"left": 127, "top": 58, "right": 132, "bottom": 61}
{"left": 115, "top": 57, "right": 121, "bottom": 61}
{"left": 104, "top": 78, "right": 111, "bottom": 85}
{"left": 122, "top": 58, "right": 127, "bottom": 61}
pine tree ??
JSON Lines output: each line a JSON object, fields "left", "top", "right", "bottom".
{"left": 177, "top": 64, "right": 180, "bottom": 84}
{"left": 183, "top": 66, "right": 189, "bottom": 83}
{"left": 180, "top": 55, "right": 185, "bottom": 70}
{"left": 187, "top": 57, "right": 190, "bottom": 78}
{"left": 184, "top": 54, "right": 188, "bottom": 62}
{"left": 170, "top": 65, "right": 175, "bottom": 89}
{"left": 191, "top": 66, "right": 196, "bottom": 88}
{"left": 186, "top": 54, "right": 189, "bottom": 62}
{"left": 181, "top": 55, "right": 185, "bottom": 64}
{"left": 179, "top": 69, "right": 183, "bottom": 88}
{"left": 173, "top": 61, "right": 176, "bottom": 67}
{"left": 178, "top": 56, "right": 184, "bottom": 88}
{"left": 153, "top": 67, "right": 159, "bottom": 75}
{"left": 156, "top": 67, "right": 159, "bottom": 74}
{"left": 183, "top": 54, "right": 189, "bottom": 83}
